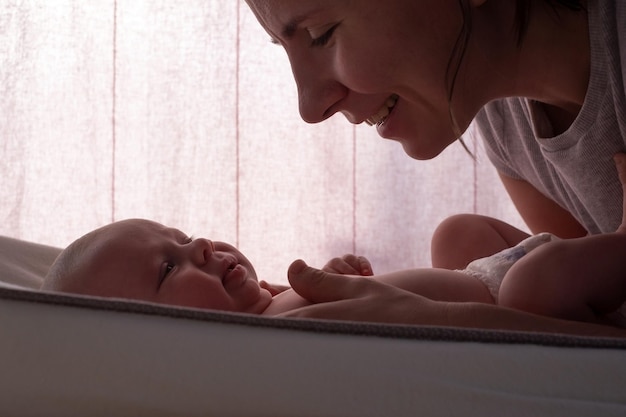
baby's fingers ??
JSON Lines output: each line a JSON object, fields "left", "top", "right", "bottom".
{"left": 259, "top": 280, "right": 290, "bottom": 296}
{"left": 357, "top": 256, "right": 373, "bottom": 276}
{"left": 322, "top": 256, "right": 360, "bottom": 275}
{"left": 322, "top": 254, "right": 373, "bottom": 276}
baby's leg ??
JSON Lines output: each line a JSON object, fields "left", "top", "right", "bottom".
{"left": 499, "top": 234, "right": 626, "bottom": 322}
{"left": 431, "top": 214, "right": 530, "bottom": 269}
{"left": 499, "top": 154, "right": 626, "bottom": 322}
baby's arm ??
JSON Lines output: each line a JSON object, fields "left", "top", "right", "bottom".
{"left": 259, "top": 280, "right": 290, "bottom": 296}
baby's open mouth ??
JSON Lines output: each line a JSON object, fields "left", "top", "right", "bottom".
{"left": 365, "top": 94, "right": 398, "bottom": 126}
{"left": 223, "top": 260, "right": 237, "bottom": 281}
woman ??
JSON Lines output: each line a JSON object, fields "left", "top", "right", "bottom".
{"left": 244, "top": 0, "right": 626, "bottom": 333}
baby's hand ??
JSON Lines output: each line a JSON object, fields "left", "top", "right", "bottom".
{"left": 259, "top": 280, "right": 290, "bottom": 296}
{"left": 322, "top": 254, "right": 373, "bottom": 276}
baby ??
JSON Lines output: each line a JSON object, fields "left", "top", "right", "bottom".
{"left": 42, "top": 217, "right": 337, "bottom": 315}
{"left": 42, "top": 155, "right": 626, "bottom": 323}
{"left": 40, "top": 216, "right": 505, "bottom": 315}
{"left": 42, "top": 221, "right": 626, "bottom": 323}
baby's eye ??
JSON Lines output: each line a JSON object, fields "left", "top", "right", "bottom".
{"left": 158, "top": 262, "right": 175, "bottom": 289}
{"left": 310, "top": 23, "right": 340, "bottom": 47}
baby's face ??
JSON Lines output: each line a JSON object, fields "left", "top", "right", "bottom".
{"left": 74, "top": 219, "right": 272, "bottom": 314}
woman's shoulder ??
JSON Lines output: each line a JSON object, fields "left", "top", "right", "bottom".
{"left": 474, "top": 99, "right": 536, "bottom": 176}
{"left": 595, "top": 0, "right": 626, "bottom": 81}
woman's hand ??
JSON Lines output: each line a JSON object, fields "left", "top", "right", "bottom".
{"left": 279, "top": 260, "right": 626, "bottom": 337}
{"left": 259, "top": 254, "right": 373, "bottom": 296}
{"left": 278, "top": 260, "right": 445, "bottom": 324}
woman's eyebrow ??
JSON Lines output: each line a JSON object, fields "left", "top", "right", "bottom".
{"left": 282, "top": 15, "right": 307, "bottom": 39}
{"left": 282, "top": 7, "right": 323, "bottom": 40}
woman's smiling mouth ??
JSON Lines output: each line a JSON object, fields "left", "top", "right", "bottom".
{"left": 365, "top": 94, "right": 399, "bottom": 126}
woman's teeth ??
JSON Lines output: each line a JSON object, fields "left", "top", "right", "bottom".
{"left": 365, "top": 95, "right": 398, "bottom": 126}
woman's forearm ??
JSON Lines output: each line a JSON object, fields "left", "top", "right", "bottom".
{"left": 372, "top": 268, "right": 494, "bottom": 303}
{"left": 284, "top": 260, "right": 626, "bottom": 338}
{"left": 439, "top": 301, "right": 626, "bottom": 337}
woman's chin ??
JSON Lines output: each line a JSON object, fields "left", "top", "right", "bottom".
{"left": 399, "top": 139, "right": 449, "bottom": 161}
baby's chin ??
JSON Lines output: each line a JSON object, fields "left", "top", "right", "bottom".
{"left": 238, "top": 286, "right": 273, "bottom": 315}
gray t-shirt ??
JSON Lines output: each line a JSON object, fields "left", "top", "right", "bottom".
{"left": 475, "top": 0, "right": 626, "bottom": 234}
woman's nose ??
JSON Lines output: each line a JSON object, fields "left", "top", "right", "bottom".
{"left": 297, "top": 81, "right": 347, "bottom": 124}
{"left": 190, "top": 238, "right": 214, "bottom": 265}
{"left": 288, "top": 54, "right": 346, "bottom": 124}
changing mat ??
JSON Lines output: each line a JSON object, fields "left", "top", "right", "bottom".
{"left": 1, "top": 235, "right": 625, "bottom": 417}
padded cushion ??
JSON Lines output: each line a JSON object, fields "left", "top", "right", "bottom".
{"left": 1, "top": 288, "right": 626, "bottom": 416}
{"left": 0, "top": 235, "right": 61, "bottom": 289}
{"left": 1, "top": 236, "right": 625, "bottom": 416}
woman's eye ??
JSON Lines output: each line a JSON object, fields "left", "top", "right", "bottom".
{"left": 310, "top": 23, "right": 340, "bottom": 47}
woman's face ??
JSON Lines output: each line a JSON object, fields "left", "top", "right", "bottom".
{"left": 246, "top": 0, "right": 475, "bottom": 159}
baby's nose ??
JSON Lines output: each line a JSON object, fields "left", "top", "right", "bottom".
{"left": 192, "top": 238, "right": 214, "bottom": 264}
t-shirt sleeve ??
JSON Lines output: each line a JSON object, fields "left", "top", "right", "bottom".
{"left": 474, "top": 101, "right": 524, "bottom": 181}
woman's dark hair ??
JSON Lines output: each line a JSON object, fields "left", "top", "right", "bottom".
{"left": 516, "top": 0, "right": 585, "bottom": 44}
{"left": 446, "top": 0, "right": 585, "bottom": 148}
{"left": 446, "top": 0, "right": 473, "bottom": 144}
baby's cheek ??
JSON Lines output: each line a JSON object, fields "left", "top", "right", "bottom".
{"left": 167, "top": 280, "right": 235, "bottom": 311}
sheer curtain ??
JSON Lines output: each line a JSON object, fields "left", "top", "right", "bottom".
{"left": 0, "top": 1, "right": 526, "bottom": 284}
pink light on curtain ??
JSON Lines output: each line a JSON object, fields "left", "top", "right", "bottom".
{"left": 0, "top": 1, "right": 526, "bottom": 284}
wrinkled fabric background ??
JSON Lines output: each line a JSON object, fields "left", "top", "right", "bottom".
{"left": 0, "top": 1, "right": 525, "bottom": 283}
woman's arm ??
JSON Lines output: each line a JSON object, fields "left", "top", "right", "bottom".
{"left": 371, "top": 267, "right": 495, "bottom": 304}
{"left": 281, "top": 260, "right": 626, "bottom": 338}
{"left": 499, "top": 173, "right": 588, "bottom": 238}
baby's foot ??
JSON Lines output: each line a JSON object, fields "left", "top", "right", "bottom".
{"left": 614, "top": 153, "right": 626, "bottom": 234}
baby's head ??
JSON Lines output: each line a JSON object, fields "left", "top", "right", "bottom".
{"left": 42, "top": 219, "right": 272, "bottom": 314}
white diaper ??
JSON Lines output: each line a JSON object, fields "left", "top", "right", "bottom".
{"left": 460, "top": 233, "right": 556, "bottom": 302}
